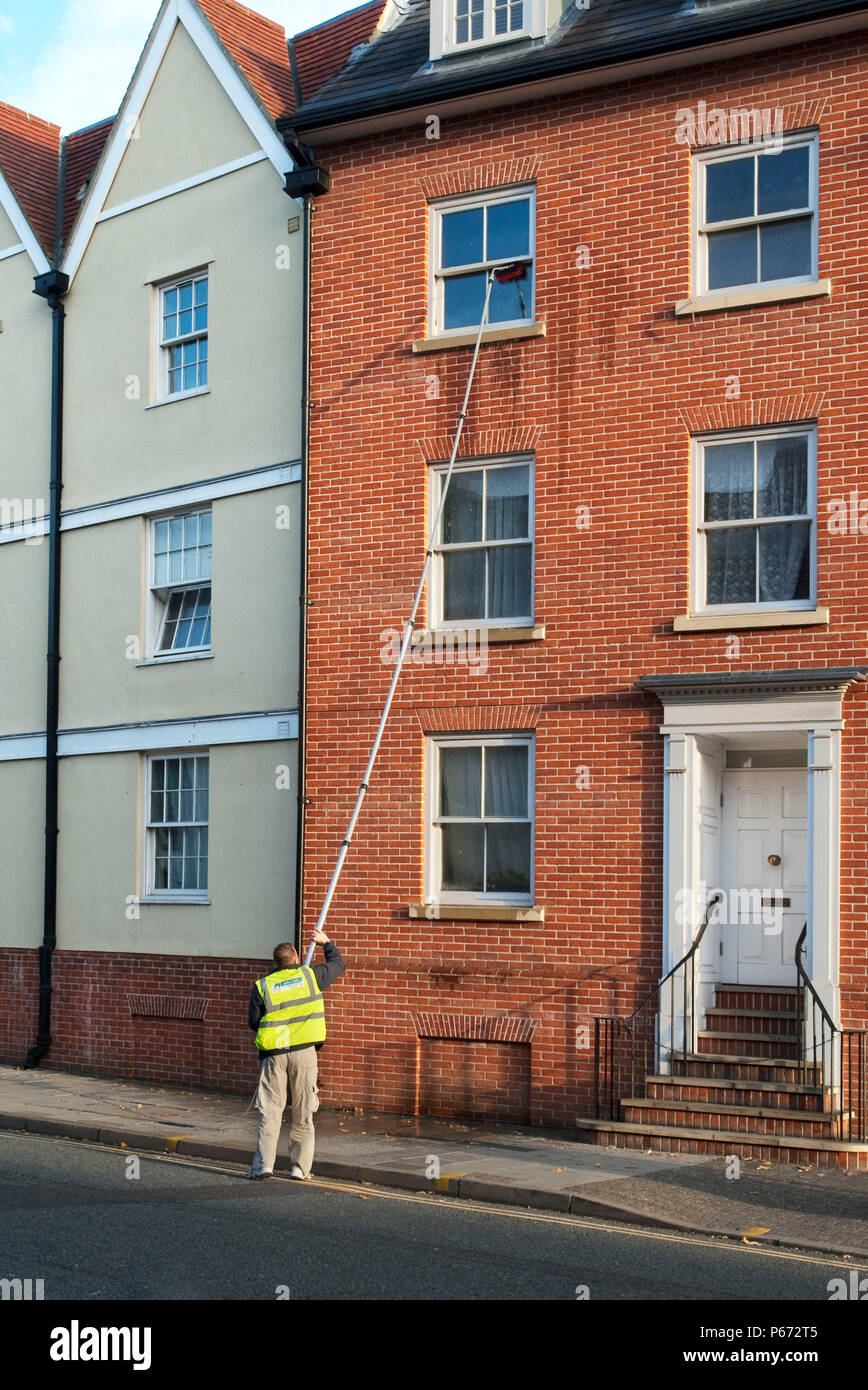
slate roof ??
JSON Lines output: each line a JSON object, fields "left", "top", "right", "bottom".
{"left": 287, "top": 0, "right": 868, "bottom": 132}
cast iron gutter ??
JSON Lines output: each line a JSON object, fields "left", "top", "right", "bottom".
{"left": 284, "top": 155, "right": 330, "bottom": 952}
{"left": 285, "top": 0, "right": 868, "bottom": 134}
{"left": 26, "top": 268, "right": 69, "bottom": 1068}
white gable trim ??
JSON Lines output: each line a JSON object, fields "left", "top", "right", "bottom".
{"left": 62, "top": 0, "right": 293, "bottom": 284}
{"left": 0, "top": 168, "right": 50, "bottom": 274}
{"left": 0, "top": 242, "right": 26, "bottom": 263}
{"left": 95, "top": 150, "right": 268, "bottom": 225}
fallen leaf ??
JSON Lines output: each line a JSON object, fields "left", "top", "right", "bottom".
{"left": 740, "top": 1227, "right": 770, "bottom": 1242}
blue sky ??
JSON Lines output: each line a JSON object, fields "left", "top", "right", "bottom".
{"left": 0, "top": 0, "right": 354, "bottom": 132}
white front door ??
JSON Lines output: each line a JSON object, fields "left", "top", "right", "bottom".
{"left": 720, "top": 768, "right": 808, "bottom": 986}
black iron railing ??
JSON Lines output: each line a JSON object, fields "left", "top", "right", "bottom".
{"left": 594, "top": 892, "right": 724, "bottom": 1121}
{"left": 794, "top": 924, "right": 867, "bottom": 1143}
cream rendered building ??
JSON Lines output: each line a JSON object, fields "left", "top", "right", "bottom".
{"left": 0, "top": 0, "right": 346, "bottom": 1088}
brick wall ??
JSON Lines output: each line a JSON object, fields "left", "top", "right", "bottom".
{"left": 0, "top": 950, "right": 268, "bottom": 1095}
{"left": 300, "top": 32, "right": 868, "bottom": 1127}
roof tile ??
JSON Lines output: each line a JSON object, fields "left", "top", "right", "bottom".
{"left": 61, "top": 117, "right": 115, "bottom": 251}
{"left": 294, "top": 1, "right": 388, "bottom": 105}
{"left": 198, "top": 0, "right": 296, "bottom": 119}
{"left": 0, "top": 102, "right": 61, "bottom": 257}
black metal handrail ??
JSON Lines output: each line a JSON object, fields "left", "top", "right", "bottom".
{"left": 794, "top": 924, "right": 866, "bottom": 1143}
{"left": 594, "top": 892, "right": 724, "bottom": 1121}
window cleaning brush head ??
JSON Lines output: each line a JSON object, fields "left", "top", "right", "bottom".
{"left": 493, "top": 262, "right": 527, "bottom": 283}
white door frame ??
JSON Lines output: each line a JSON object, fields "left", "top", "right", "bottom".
{"left": 647, "top": 670, "right": 866, "bottom": 1044}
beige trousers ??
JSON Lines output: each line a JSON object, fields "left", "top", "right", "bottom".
{"left": 250, "top": 1047, "right": 320, "bottom": 1176}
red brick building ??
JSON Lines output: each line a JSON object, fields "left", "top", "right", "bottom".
{"left": 285, "top": 0, "right": 868, "bottom": 1162}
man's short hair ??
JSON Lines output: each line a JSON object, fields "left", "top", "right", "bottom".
{"left": 273, "top": 942, "right": 299, "bottom": 969}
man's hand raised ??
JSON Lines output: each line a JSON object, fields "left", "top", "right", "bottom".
{"left": 312, "top": 930, "right": 330, "bottom": 944}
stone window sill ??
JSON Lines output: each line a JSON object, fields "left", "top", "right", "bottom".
{"left": 413, "top": 625, "right": 545, "bottom": 647}
{"left": 408, "top": 903, "right": 544, "bottom": 922}
{"left": 138, "top": 895, "right": 211, "bottom": 906}
{"left": 412, "top": 322, "right": 545, "bottom": 353}
{"left": 673, "top": 608, "right": 830, "bottom": 632}
{"left": 674, "top": 280, "right": 831, "bottom": 316}
{"left": 145, "top": 387, "right": 210, "bottom": 409}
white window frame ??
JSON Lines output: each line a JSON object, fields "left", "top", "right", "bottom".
{"left": 690, "top": 425, "right": 817, "bottom": 617}
{"left": 428, "top": 455, "right": 534, "bottom": 630}
{"left": 692, "top": 133, "right": 819, "bottom": 298}
{"left": 428, "top": 185, "right": 536, "bottom": 339}
{"left": 154, "top": 267, "right": 210, "bottom": 403}
{"left": 145, "top": 507, "right": 213, "bottom": 662}
{"left": 142, "top": 751, "right": 210, "bottom": 903}
{"left": 424, "top": 733, "right": 535, "bottom": 908}
{"left": 431, "top": 0, "right": 545, "bottom": 57}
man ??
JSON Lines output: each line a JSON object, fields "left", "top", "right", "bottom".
{"left": 247, "top": 929, "right": 345, "bottom": 1181}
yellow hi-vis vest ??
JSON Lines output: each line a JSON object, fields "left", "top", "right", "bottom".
{"left": 254, "top": 967, "right": 326, "bottom": 1052}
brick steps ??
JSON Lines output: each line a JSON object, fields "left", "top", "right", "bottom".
{"left": 697, "top": 1030, "right": 800, "bottom": 1058}
{"left": 705, "top": 1007, "right": 799, "bottom": 1034}
{"left": 585, "top": 983, "right": 868, "bottom": 1168}
{"left": 673, "top": 1053, "right": 819, "bottom": 1083}
{"left": 574, "top": 1117, "right": 868, "bottom": 1169}
{"left": 646, "top": 1074, "right": 828, "bottom": 1111}
{"left": 622, "top": 1096, "right": 845, "bottom": 1139}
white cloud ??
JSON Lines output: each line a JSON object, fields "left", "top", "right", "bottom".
{"left": 0, "top": 14, "right": 14, "bottom": 34}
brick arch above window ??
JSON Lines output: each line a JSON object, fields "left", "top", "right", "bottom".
{"left": 679, "top": 392, "right": 825, "bottom": 436}
{"left": 417, "top": 426, "right": 541, "bottom": 462}
{"left": 419, "top": 158, "right": 541, "bottom": 203}
{"left": 415, "top": 704, "right": 542, "bottom": 732}
{"left": 676, "top": 99, "right": 827, "bottom": 150}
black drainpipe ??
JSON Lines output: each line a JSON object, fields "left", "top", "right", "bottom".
{"left": 283, "top": 155, "right": 329, "bottom": 954}
{"left": 26, "top": 268, "right": 69, "bottom": 1068}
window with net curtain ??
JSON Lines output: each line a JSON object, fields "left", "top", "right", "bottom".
{"left": 435, "top": 460, "right": 533, "bottom": 625}
{"left": 435, "top": 739, "right": 532, "bottom": 899}
{"left": 699, "top": 431, "right": 813, "bottom": 608}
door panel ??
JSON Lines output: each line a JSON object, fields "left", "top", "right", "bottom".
{"left": 721, "top": 767, "right": 808, "bottom": 986}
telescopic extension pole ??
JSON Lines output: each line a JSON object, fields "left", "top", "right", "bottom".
{"left": 304, "top": 268, "right": 499, "bottom": 965}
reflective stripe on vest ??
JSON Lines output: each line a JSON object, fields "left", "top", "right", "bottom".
{"left": 254, "top": 966, "right": 326, "bottom": 1051}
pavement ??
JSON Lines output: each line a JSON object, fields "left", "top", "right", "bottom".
{"left": 2, "top": 1063, "right": 868, "bottom": 1260}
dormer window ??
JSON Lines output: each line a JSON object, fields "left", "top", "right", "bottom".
{"left": 455, "top": 0, "right": 524, "bottom": 46}
{"left": 431, "top": 0, "right": 544, "bottom": 59}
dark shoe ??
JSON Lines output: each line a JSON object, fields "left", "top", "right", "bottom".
{"left": 247, "top": 1170, "right": 273, "bottom": 1181}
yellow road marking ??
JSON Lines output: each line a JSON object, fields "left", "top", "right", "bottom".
{"left": 165, "top": 1135, "right": 198, "bottom": 1150}
{"left": 435, "top": 1171, "right": 466, "bottom": 1190}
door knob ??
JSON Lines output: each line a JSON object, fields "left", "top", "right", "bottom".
{"left": 767, "top": 854, "right": 781, "bottom": 866}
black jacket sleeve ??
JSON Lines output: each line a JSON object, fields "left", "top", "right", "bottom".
{"left": 249, "top": 984, "right": 264, "bottom": 1033}
{"left": 312, "top": 941, "right": 345, "bottom": 991}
